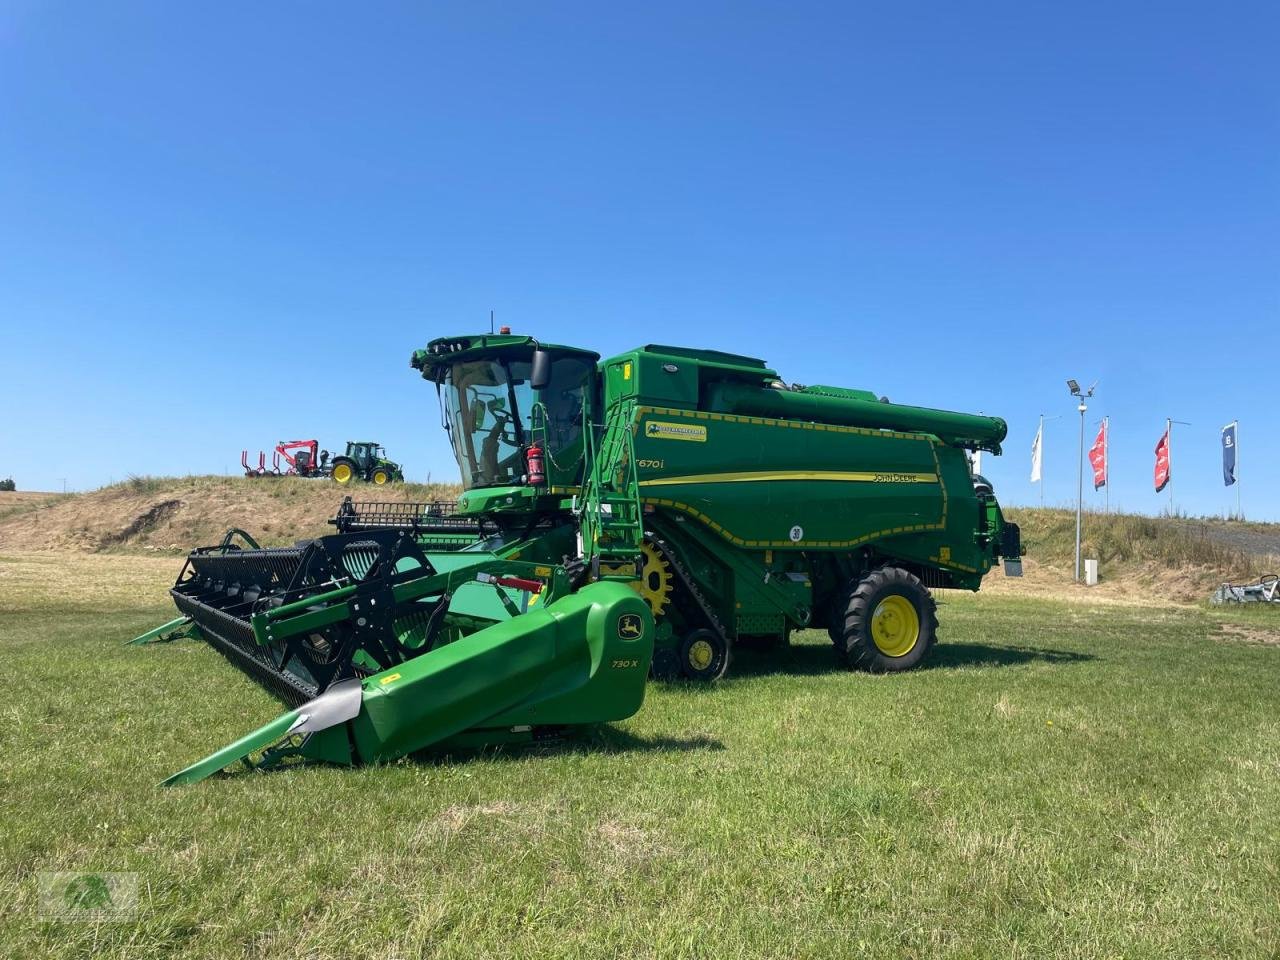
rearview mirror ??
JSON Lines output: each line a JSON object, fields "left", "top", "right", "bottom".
{"left": 471, "top": 404, "right": 486, "bottom": 431}
{"left": 531, "top": 349, "right": 552, "bottom": 390}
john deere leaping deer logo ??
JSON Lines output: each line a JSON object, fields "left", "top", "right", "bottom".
{"left": 617, "top": 613, "right": 644, "bottom": 639}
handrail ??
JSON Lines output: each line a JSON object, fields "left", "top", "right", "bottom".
{"left": 578, "top": 399, "right": 642, "bottom": 568}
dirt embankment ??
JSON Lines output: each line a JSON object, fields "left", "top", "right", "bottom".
{"left": 2, "top": 479, "right": 1277, "bottom": 605}
{"left": 0, "top": 476, "right": 461, "bottom": 553}
{"left": 1002, "top": 507, "right": 1280, "bottom": 604}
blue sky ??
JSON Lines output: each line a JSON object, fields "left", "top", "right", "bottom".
{"left": 2, "top": 2, "right": 1275, "bottom": 517}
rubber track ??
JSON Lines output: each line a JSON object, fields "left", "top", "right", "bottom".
{"left": 645, "top": 533, "right": 730, "bottom": 643}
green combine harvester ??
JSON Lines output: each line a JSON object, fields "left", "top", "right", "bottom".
{"left": 133, "top": 332, "right": 1020, "bottom": 784}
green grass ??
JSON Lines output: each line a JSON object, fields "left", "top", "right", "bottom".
{"left": 3, "top": 576, "right": 1280, "bottom": 958}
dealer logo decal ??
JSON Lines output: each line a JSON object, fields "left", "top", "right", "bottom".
{"left": 644, "top": 420, "right": 707, "bottom": 443}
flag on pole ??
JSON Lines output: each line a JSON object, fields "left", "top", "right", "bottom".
{"left": 1153, "top": 427, "right": 1171, "bottom": 492}
{"left": 1088, "top": 418, "right": 1107, "bottom": 489}
{"left": 1222, "top": 422, "right": 1237, "bottom": 486}
{"left": 1030, "top": 420, "right": 1043, "bottom": 483}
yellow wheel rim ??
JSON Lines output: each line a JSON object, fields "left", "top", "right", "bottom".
{"left": 600, "top": 542, "right": 674, "bottom": 618}
{"left": 332, "top": 464, "right": 353, "bottom": 484}
{"left": 688, "top": 638, "right": 715, "bottom": 671}
{"left": 635, "top": 542, "right": 673, "bottom": 616}
{"left": 372, "top": 470, "right": 389, "bottom": 485}
{"left": 870, "top": 594, "right": 920, "bottom": 657}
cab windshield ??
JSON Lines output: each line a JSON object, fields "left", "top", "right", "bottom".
{"left": 441, "top": 354, "right": 593, "bottom": 489}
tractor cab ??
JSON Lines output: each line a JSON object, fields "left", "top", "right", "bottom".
{"left": 345, "top": 441, "right": 381, "bottom": 467}
{"left": 412, "top": 333, "right": 599, "bottom": 492}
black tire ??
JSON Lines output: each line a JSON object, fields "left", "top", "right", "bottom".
{"left": 679, "top": 628, "right": 730, "bottom": 681}
{"left": 834, "top": 566, "right": 937, "bottom": 673}
{"left": 370, "top": 466, "right": 392, "bottom": 485}
{"left": 649, "top": 647, "right": 680, "bottom": 681}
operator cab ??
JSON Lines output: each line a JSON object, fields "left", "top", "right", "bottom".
{"left": 413, "top": 334, "right": 599, "bottom": 490}
{"left": 344, "top": 442, "right": 387, "bottom": 466}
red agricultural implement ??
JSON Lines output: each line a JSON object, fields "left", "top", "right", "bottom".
{"left": 241, "top": 440, "right": 330, "bottom": 478}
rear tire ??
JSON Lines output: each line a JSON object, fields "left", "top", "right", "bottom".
{"left": 331, "top": 459, "right": 356, "bottom": 485}
{"left": 834, "top": 567, "right": 937, "bottom": 672}
{"left": 679, "top": 628, "right": 730, "bottom": 681}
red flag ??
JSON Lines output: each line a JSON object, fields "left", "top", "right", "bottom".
{"left": 1153, "top": 428, "right": 1171, "bottom": 492}
{"left": 1088, "top": 419, "right": 1107, "bottom": 489}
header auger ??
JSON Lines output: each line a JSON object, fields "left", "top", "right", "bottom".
{"left": 134, "top": 331, "right": 1020, "bottom": 784}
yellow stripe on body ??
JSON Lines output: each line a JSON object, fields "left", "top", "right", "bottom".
{"left": 638, "top": 470, "right": 939, "bottom": 487}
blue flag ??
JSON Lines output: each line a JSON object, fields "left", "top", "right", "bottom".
{"left": 1222, "top": 422, "right": 1237, "bottom": 486}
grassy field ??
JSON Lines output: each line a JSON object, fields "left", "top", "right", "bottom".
{"left": 2, "top": 552, "right": 1280, "bottom": 959}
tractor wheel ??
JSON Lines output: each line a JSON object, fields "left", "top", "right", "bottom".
{"left": 331, "top": 458, "right": 357, "bottom": 485}
{"left": 679, "top": 628, "right": 730, "bottom": 682}
{"left": 370, "top": 467, "right": 392, "bottom": 485}
{"left": 834, "top": 567, "right": 937, "bottom": 672}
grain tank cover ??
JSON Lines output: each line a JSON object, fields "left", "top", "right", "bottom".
{"left": 605, "top": 344, "right": 1006, "bottom": 453}
{"left": 705, "top": 382, "right": 1007, "bottom": 453}
{"left": 641, "top": 344, "right": 774, "bottom": 377}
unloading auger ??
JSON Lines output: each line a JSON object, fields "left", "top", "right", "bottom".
{"left": 134, "top": 329, "right": 1021, "bottom": 784}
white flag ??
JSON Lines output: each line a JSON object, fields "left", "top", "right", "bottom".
{"left": 1030, "top": 420, "right": 1043, "bottom": 483}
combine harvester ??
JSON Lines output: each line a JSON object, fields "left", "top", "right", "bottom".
{"left": 133, "top": 331, "right": 1021, "bottom": 784}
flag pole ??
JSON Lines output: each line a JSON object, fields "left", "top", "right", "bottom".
{"left": 1038, "top": 414, "right": 1044, "bottom": 507}
{"left": 1104, "top": 416, "right": 1110, "bottom": 514}
{"left": 1036, "top": 413, "right": 1061, "bottom": 508}
{"left": 1235, "top": 420, "right": 1241, "bottom": 519}
{"left": 1165, "top": 417, "right": 1192, "bottom": 516}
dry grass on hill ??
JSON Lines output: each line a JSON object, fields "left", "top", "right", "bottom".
{"left": 1001, "top": 507, "right": 1280, "bottom": 604}
{"left": 0, "top": 475, "right": 461, "bottom": 554}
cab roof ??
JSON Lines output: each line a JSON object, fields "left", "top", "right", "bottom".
{"left": 411, "top": 333, "right": 599, "bottom": 380}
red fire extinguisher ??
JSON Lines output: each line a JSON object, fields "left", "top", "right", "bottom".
{"left": 525, "top": 442, "right": 546, "bottom": 486}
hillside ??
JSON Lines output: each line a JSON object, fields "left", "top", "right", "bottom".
{"left": 0, "top": 476, "right": 461, "bottom": 553}
{"left": 999, "top": 507, "right": 1280, "bottom": 603}
{"left": 1, "top": 479, "right": 1277, "bottom": 604}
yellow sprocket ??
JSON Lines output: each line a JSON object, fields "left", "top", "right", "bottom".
{"left": 600, "top": 541, "right": 674, "bottom": 618}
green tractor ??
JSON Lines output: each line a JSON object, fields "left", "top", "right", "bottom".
{"left": 132, "top": 332, "right": 1020, "bottom": 784}
{"left": 329, "top": 441, "right": 403, "bottom": 486}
